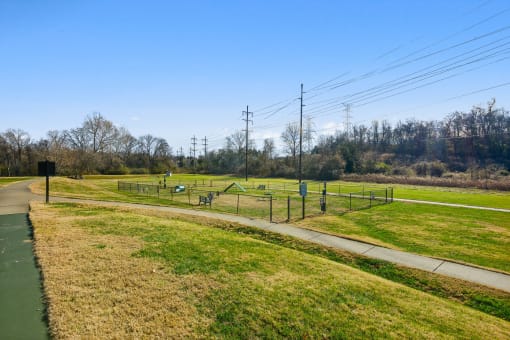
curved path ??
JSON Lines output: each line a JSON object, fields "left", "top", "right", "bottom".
{"left": 5, "top": 180, "right": 510, "bottom": 294}
{"left": 393, "top": 198, "right": 510, "bottom": 213}
{"left": 0, "top": 180, "right": 48, "bottom": 339}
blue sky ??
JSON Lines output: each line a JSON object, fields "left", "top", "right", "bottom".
{"left": 1, "top": 0, "right": 509, "bottom": 154}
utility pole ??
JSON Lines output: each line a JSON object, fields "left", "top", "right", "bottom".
{"left": 242, "top": 105, "right": 253, "bottom": 181}
{"left": 191, "top": 135, "right": 197, "bottom": 172}
{"left": 343, "top": 103, "right": 352, "bottom": 140}
{"left": 202, "top": 136, "right": 208, "bottom": 172}
{"left": 202, "top": 136, "right": 208, "bottom": 158}
{"left": 299, "top": 83, "right": 304, "bottom": 184}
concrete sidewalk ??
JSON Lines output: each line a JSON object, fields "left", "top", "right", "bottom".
{"left": 47, "top": 195, "right": 510, "bottom": 293}
{"left": 0, "top": 181, "right": 48, "bottom": 339}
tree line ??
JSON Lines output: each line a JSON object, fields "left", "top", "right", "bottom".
{"left": 1, "top": 100, "right": 509, "bottom": 182}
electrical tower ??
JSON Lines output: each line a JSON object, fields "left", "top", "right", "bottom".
{"left": 242, "top": 105, "right": 253, "bottom": 181}
{"left": 191, "top": 135, "right": 197, "bottom": 172}
{"left": 202, "top": 136, "right": 208, "bottom": 158}
{"left": 343, "top": 103, "right": 352, "bottom": 140}
{"left": 202, "top": 136, "right": 208, "bottom": 172}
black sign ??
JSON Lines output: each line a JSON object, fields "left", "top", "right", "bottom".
{"left": 38, "top": 161, "right": 56, "bottom": 177}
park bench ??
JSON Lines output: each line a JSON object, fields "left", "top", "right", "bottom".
{"left": 257, "top": 184, "right": 266, "bottom": 190}
{"left": 198, "top": 192, "right": 214, "bottom": 206}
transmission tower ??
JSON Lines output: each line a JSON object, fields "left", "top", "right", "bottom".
{"left": 202, "top": 136, "right": 208, "bottom": 158}
{"left": 191, "top": 135, "right": 197, "bottom": 171}
{"left": 343, "top": 103, "right": 352, "bottom": 140}
{"left": 202, "top": 136, "right": 208, "bottom": 172}
{"left": 242, "top": 105, "right": 253, "bottom": 181}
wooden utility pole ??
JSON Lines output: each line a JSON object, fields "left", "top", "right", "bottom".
{"left": 299, "top": 83, "right": 304, "bottom": 184}
{"left": 242, "top": 105, "right": 253, "bottom": 181}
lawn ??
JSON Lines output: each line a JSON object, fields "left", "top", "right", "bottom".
{"left": 30, "top": 202, "right": 510, "bottom": 338}
{"left": 0, "top": 176, "right": 32, "bottom": 187}
{"left": 296, "top": 202, "right": 510, "bottom": 273}
{"left": 30, "top": 175, "right": 510, "bottom": 273}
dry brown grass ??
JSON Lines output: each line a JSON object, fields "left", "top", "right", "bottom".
{"left": 30, "top": 201, "right": 510, "bottom": 338}
{"left": 31, "top": 202, "right": 215, "bottom": 339}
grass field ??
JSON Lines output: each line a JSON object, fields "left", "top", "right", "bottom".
{"left": 30, "top": 175, "right": 510, "bottom": 273}
{"left": 0, "top": 176, "right": 32, "bottom": 187}
{"left": 30, "top": 202, "right": 510, "bottom": 338}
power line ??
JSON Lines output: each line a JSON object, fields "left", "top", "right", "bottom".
{"left": 343, "top": 103, "right": 352, "bottom": 140}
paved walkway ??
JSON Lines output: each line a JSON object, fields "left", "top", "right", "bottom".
{"left": 0, "top": 181, "right": 49, "bottom": 339}
{"left": 394, "top": 198, "right": 510, "bottom": 213}
{"left": 48, "top": 197, "right": 510, "bottom": 293}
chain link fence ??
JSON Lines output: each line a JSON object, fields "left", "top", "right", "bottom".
{"left": 117, "top": 180, "right": 393, "bottom": 222}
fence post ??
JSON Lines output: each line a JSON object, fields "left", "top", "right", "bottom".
{"left": 391, "top": 187, "right": 393, "bottom": 202}
{"left": 236, "top": 194, "right": 240, "bottom": 214}
{"left": 270, "top": 195, "right": 273, "bottom": 223}
{"left": 188, "top": 189, "right": 191, "bottom": 206}
{"left": 370, "top": 191, "right": 372, "bottom": 208}
{"left": 349, "top": 193, "right": 352, "bottom": 211}
{"left": 157, "top": 186, "right": 160, "bottom": 199}
{"left": 287, "top": 195, "right": 290, "bottom": 222}
{"left": 302, "top": 196, "right": 305, "bottom": 219}
{"left": 385, "top": 188, "right": 388, "bottom": 203}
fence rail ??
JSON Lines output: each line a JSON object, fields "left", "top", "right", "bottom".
{"left": 118, "top": 181, "right": 160, "bottom": 197}
{"left": 117, "top": 180, "right": 393, "bottom": 222}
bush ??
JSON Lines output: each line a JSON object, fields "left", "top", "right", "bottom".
{"left": 414, "top": 162, "right": 428, "bottom": 177}
{"left": 391, "top": 166, "right": 414, "bottom": 177}
{"left": 374, "top": 162, "right": 391, "bottom": 174}
{"left": 130, "top": 168, "right": 149, "bottom": 174}
{"left": 317, "top": 157, "right": 342, "bottom": 180}
{"left": 430, "top": 161, "right": 447, "bottom": 177}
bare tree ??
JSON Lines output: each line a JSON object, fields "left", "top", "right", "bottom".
{"left": 84, "top": 112, "right": 115, "bottom": 153}
{"left": 262, "top": 138, "right": 275, "bottom": 160}
{"left": 281, "top": 122, "right": 300, "bottom": 162}
{"left": 225, "top": 131, "right": 245, "bottom": 154}
{"left": 3, "top": 129, "right": 31, "bottom": 175}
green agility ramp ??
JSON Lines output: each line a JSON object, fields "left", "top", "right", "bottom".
{"left": 223, "top": 182, "right": 246, "bottom": 193}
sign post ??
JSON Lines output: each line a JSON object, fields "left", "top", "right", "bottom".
{"left": 38, "top": 160, "right": 55, "bottom": 203}
{"left": 299, "top": 182, "right": 307, "bottom": 219}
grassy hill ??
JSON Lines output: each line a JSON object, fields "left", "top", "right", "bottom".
{"left": 31, "top": 202, "right": 510, "bottom": 338}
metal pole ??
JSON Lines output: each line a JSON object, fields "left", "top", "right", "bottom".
{"left": 270, "top": 195, "right": 273, "bottom": 223}
{"left": 349, "top": 193, "right": 352, "bottom": 211}
{"left": 302, "top": 196, "right": 305, "bottom": 219}
{"left": 287, "top": 195, "right": 290, "bottom": 222}
{"left": 298, "top": 83, "right": 304, "bottom": 184}
{"left": 45, "top": 175, "right": 49, "bottom": 204}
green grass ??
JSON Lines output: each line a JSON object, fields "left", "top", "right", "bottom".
{"left": 297, "top": 202, "right": 510, "bottom": 273}
{"left": 32, "top": 202, "right": 510, "bottom": 337}
{"left": 0, "top": 176, "right": 32, "bottom": 187}
{"left": 31, "top": 175, "right": 510, "bottom": 273}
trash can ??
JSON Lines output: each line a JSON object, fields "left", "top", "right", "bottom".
{"left": 174, "top": 185, "right": 185, "bottom": 193}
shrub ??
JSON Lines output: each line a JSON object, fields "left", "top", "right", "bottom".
{"left": 430, "top": 161, "right": 447, "bottom": 177}
{"left": 130, "top": 168, "right": 149, "bottom": 175}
